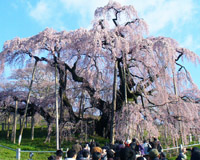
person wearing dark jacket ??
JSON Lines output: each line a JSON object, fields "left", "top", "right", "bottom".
{"left": 80, "top": 150, "right": 90, "bottom": 160}
{"left": 120, "top": 147, "right": 136, "bottom": 160}
{"left": 152, "top": 138, "right": 162, "bottom": 152}
{"left": 92, "top": 152, "right": 102, "bottom": 160}
{"left": 135, "top": 140, "right": 144, "bottom": 155}
{"left": 107, "top": 149, "right": 115, "bottom": 160}
{"left": 130, "top": 138, "right": 137, "bottom": 151}
{"left": 191, "top": 147, "right": 200, "bottom": 160}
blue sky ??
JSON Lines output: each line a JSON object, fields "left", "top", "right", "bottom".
{"left": 0, "top": 0, "right": 200, "bottom": 87}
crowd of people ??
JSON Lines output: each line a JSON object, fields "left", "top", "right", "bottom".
{"left": 48, "top": 137, "right": 200, "bottom": 160}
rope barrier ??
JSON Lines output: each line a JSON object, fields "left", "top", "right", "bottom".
{"left": 163, "top": 143, "right": 200, "bottom": 151}
{"left": 0, "top": 144, "right": 16, "bottom": 151}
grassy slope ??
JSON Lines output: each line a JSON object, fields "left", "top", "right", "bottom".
{"left": 0, "top": 127, "right": 61, "bottom": 160}
{"left": 0, "top": 126, "right": 108, "bottom": 160}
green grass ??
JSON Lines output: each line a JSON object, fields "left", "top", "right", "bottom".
{"left": 0, "top": 127, "right": 65, "bottom": 160}
{"left": 0, "top": 127, "right": 109, "bottom": 160}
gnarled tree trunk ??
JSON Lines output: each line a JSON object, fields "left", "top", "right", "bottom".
{"left": 110, "top": 60, "right": 118, "bottom": 144}
{"left": 11, "top": 100, "right": 18, "bottom": 143}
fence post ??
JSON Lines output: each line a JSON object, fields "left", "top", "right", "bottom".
{"left": 189, "top": 133, "right": 192, "bottom": 143}
{"left": 179, "top": 144, "right": 183, "bottom": 154}
{"left": 16, "top": 148, "right": 21, "bottom": 160}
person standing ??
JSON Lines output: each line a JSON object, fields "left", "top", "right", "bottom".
{"left": 152, "top": 137, "right": 162, "bottom": 152}
{"left": 142, "top": 139, "right": 150, "bottom": 155}
{"left": 72, "top": 140, "right": 82, "bottom": 154}
{"left": 135, "top": 140, "right": 144, "bottom": 155}
{"left": 191, "top": 147, "right": 200, "bottom": 160}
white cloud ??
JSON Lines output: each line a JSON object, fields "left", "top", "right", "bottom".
{"left": 132, "top": 0, "right": 195, "bottom": 33}
{"left": 59, "top": 0, "right": 196, "bottom": 33}
{"left": 59, "top": 0, "right": 111, "bottom": 27}
{"left": 26, "top": 0, "right": 197, "bottom": 34}
{"left": 29, "top": 1, "right": 52, "bottom": 24}
{"left": 182, "top": 35, "right": 193, "bottom": 48}
{"left": 11, "top": 2, "right": 19, "bottom": 9}
{"left": 181, "top": 35, "right": 200, "bottom": 53}
{"left": 27, "top": 0, "right": 66, "bottom": 30}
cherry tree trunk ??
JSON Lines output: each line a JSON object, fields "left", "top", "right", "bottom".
{"left": 110, "top": 60, "right": 118, "bottom": 144}
{"left": 11, "top": 100, "right": 18, "bottom": 143}
{"left": 6, "top": 113, "right": 11, "bottom": 139}
{"left": 58, "top": 67, "right": 67, "bottom": 143}
{"left": 82, "top": 92, "right": 86, "bottom": 141}
{"left": 123, "top": 53, "right": 127, "bottom": 104}
{"left": 55, "top": 63, "right": 60, "bottom": 150}
{"left": 173, "top": 71, "right": 184, "bottom": 145}
{"left": 18, "top": 60, "right": 38, "bottom": 145}
{"left": 79, "top": 91, "right": 85, "bottom": 140}
{"left": 25, "top": 116, "right": 28, "bottom": 128}
{"left": 44, "top": 123, "right": 53, "bottom": 143}
{"left": 4, "top": 117, "right": 7, "bottom": 130}
{"left": 175, "top": 137, "right": 179, "bottom": 152}
{"left": 19, "top": 117, "right": 21, "bottom": 131}
{"left": 2, "top": 123, "right": 4, "bottom": 131}
{"left": 164, "top": 126, "right": 168, "bottom": 146}
{"left": 96, "top": 112, "right": 110, "bottom": 136}
{"left": 85, "top": 122, "right": 88, "bottom": 142}
{"left": 31, "top": 115, "right": 34, "bottom": 140}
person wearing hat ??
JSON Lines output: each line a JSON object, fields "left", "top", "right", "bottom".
{"left": 148, "top": 149, "right": 160, "bottom": 160}
{"left": 125, "top": 139, "right": 132, "bottom": 147}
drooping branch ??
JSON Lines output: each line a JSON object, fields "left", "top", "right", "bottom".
{"left": 125, "top": 18, "right": 140, "bottom": 26}
{"left": 175, "top": 49, "right": 184, "bottom": 61}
